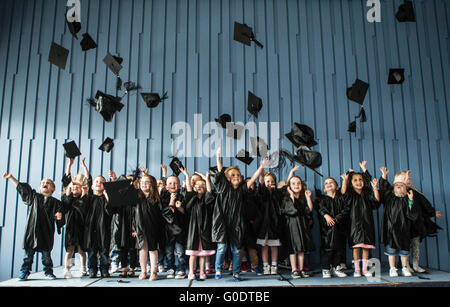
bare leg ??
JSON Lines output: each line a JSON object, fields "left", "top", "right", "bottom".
{"left": 199, "top": 256, "right": 206, "bottom": 277}
{"left": 261, "top": 246, "right": 269, "bottom": 264}
{"left": 362, "top": 248, "right": 370, "bottom": 260}
{"left": 389, "top": 255, "right": 396, "bottom": 268}
{"left": 139, "top": 240, "right": 149, "bottom": 279}
{"left": 297, "top": 253, "right": 305, "bottom": 271}
{"left": 77, "top": 247, "right": 86, "bottom": 268}
{"left": 65, "top": 246, "right": 75, "bottom": 269}
{"left": 289, "top": 254, "right": 297, "bottom": 272}
{"left": 400, "top": 256, "right": 408, "bottom": 268}
{"left": 189, "top": 256, "right": 197, "bottom": 277}
{"left": 271, "top": 246, "right": 278, "bottom": 264}
{"left": 149, "top": 250, "right": 158, "bottom": 280}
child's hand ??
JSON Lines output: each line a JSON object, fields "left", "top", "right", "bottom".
{"left": 371, "top": 178, "right": 378, "bottom": 189}
{"left": 55, "top": 212, "right": 63, "bottom": 220}
{"left": 305, "top": 190, "right": 312, "bottom": 198}
{"left": 180, "top": 167, "right": 189, "bottom": 176}
{"left": 82, "top": 185, "right": 89, "bottom": 197}
{"left": 140, "top": 167, "right": 148, "bottom": 175}
{"left": 324, "top": 214, "right": 336, "bottom": 227}
{"left": 261, "top": 157, "right": 270, "bottom": 169}
{"left": 205, "top": 171, "right": 210, "bottom": 180}
{"left": 291, "top": 165, "right": 300, "bottom": 173}
{"left": 436, "top": 211, "right": 443, "bottom": 218}
{"left": 132, "top": 232, "right": 137, "bottom": 238}
{"left": 348, "top": 168, "right": 354, "bottom": 173}
{"left": 175, "top": 200, "right": 182, "bottom": 208}
{"left": 340, "top": 173, "right": 349, "bottom": 181}
{"left": 359, "top": 160, "right": 367, "bottom": 172}
{"left": 169, "top": 193, "right": 177, "bottom": 206}
{"left": 3, "top": 173, "right": 12, "bottom": 179}
{"left": 380, "top": 166, "right": 389, "bottom": 178}
{"left": 407, "top": 190, "right": 414, "bottom": 201}
{"left": 108, "top": 170, "right": 117, "bottom": 181}
{"left": 80, "top": 157, "right": 87, "bottom": 168}
{"left": 287, "top": 186, "right": 295, "bottom": 198}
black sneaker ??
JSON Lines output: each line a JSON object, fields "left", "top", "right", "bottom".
{"left": 89, "top": 271, "right": 97, "bottom": 278}
{"left": 291, "top": 271, "right": 301, "bottom": 279}
{"left": 101, "top": 270, "right": 110, "bottom": 278}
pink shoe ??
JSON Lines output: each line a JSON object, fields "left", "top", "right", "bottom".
{"left": 205, "top": 269, "right": 211, "bottom": 274}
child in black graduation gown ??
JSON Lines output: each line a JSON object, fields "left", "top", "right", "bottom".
{"left": 241, "top": 178, "right": 260, "bottom": 274}
{"left": 280, "top": 176, "right": 315, "bottom": 279}
{"left": 3, "top": 173, "right": 63, "bottom": 281}
{"left": 341, "top": 167, "right": 380, "bottom": 278}
{"left": 212, "top": 147, "right": 268, "bottom": 281}
{"left": 379, "top": 167, "right": 418, "bottom": 277}
{"left": 316, "top": 177, "right": 349, "bottom": 278}
{"left": 83, "top": 176, "right": 113, "bottom": 278}
{"left": 183, "top": 170, "right": 216, "bottom": 281}
{"left": 132, "top": 174, "right": 171, "bottom": 281}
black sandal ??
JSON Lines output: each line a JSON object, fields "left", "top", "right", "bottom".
{"left": 299, "top": 270, "right": 310, "bottom": 278}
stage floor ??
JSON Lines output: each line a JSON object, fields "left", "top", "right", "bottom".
{"left": 1, "top": 265, "right": 449, "bottom": 287}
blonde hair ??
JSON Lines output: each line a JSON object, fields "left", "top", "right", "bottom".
{"left": 72, "top": 173, "right": 88, "bottom": 186}
{"left": 41, "top": 178, "right": 55, "bottom": 189}
{"left": 224, "top": 166, "right": 241, "bottom": 180}
{"left": 397, "top": 171, "right": 421, "bottom": 193}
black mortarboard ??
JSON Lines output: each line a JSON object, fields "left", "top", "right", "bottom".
{"left": 233, "top": 22, "right": 263, "bottom": 48}
{"left": 141, "top": 92, "right": 168, "bottom": 108}
{"left": 123, "top": 82, "right": 141, "bottom": 94}
{"left": 235, "top": 149, "right": 254, "bottom": 165}
{"left": 226, "top": 123, "right": 244, "bottom": 140}
{"left": 285, "top": 123, "right": 318, "bottom": 148}
{"left": 103, "top": 179, "right": 139, "bottom": 208}
{"left": 348, "top": 121, "right": 357, "bottom": 133}
{"left": 88, "top": 91, "right": 124, "bottom": 122}
{"left": 294, "top": 146, "right": 323, "bottom": 176}
{"left": 248, "top": 91, "right": 263, "bottom": 118}
{"left": 250, "top": 136, "right": 269, "bottom": 157}
{"left": 396, "top": 1, "right": 416, "bottom": 22}
{"left": 103, "top": 53, "right": 123, "bottom": 76}
{"left": 215, "top": 114, "right": 232, "bottom": 129}
{"left": 80, "top": 33, "right": 97, "bottom": 51}
{"left": 99, "top": 137, "right": 114, "bottom": 153}
{"left": 66, "top": 19, "right": 81, "bottom": 39}
{"left": 169, "top": 157, "right": 184, "bottom": 176}
{"left": 388, "top": 69, "right": 405, "bottom": 84}
{"left": 48, "top": 42, "right": 69, "bottom": 70}
{"left": 63, "top": 141, "right": 81, "bottom": 159}
{"left": 347, "top": 79, "right": 369, "bottom": 105}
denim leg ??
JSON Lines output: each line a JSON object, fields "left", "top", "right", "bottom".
{"left": 99, "top": 248, "right": 110, "bottom": 272}
{"left": 215, "top": 243, "right": 227, "bottom": 273}
{"left": 174, "top": 242, "right": 186, "bottom": 273}
{"left": 21, "top": 248, "right": 35, "bottom": 274}
{"left": 41, "top": 251, "right": 54, "bottom": 275}
{"left": 230, "top": 244, "right": 241, "bottom": 276}
{"left": 165, "top": 241, "right": 176, "bottom": 271}
{"left": 87, "top": 248, "right": 99, "bottom": 273}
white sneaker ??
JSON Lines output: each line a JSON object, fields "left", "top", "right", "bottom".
{"left": 166, "top": 269, "right": 175, "bottom": 279}
{"left": 402, "top": 267, "right": 412, "bottom": 277}
{"left": 353, "top": 271, "right": 362, "bottom": 277}
{"left": 263, "top": 264, "right": 270, "bottom": 275}
{"left": 332, "top": 267, "right": 347, "bottom": 278}
{"left": 338, "top": 263, "right": 347, "bottom": 270}
{"left": 175, "top": 271, "right": 187, "bottom": 279}
{"left": 63, "top": 268, "right": 72, "bottom": 279}
{"left": 158, "top": 265, "right": 165, "bottom": 273}
{"left": 80, "top": 266, "right": 88, "bottom": 277}
{"left": 110, "top": 263, "right": 118, "bottom": 273}
{"left": 322, "top": 269, "right": 332, "bottom": 278}
{"left": 270, "top": 265, "right": 278, "bottom": 275}
{"left": 389, "top": 267, "right": 398, "bottom": 277}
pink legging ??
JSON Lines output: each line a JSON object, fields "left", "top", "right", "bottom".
{"left": 139, "top": 239, "right": 158, "bottom": 274}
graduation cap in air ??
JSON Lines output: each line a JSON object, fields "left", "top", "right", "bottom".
{"left": 48, "top": 42, "right": 69, "bottom": 70}
{"left": 396, "top": 1, "right": 416, "bottom": 22}
{"left": 235, "top": 149, "right": 254, "bottom": 165}
{"left": 277, "top": 149, "right": 323, "bottom": 177}
{"left": 233, "top": 22, "right": 263, "bottom": 49}
{"left": 285, "top": 123, "right": 318, "bottom": 148}
{"left": 388, "top": 69, "right": 405, "bottom": 85}
{"left": 103, "top": 179, "right": 139, "bottom": 208}
{"left": 141, "top": 92, "right": 168, "bottom": 108}
{"left": 248, "top": 91, "right": 263, "bottom": 119}
{"left": 123, "top": 82, "right": 141, "bottom": 94}
{"left": 348, "top": 121, "right": 357, "bottom": 133}
{"left": 169, "top": 157, "right": 184, "bottom": 177}
{"left": 66, "top": 18, "right": 81, "bottom": 39}
{"left": 250, "top": 136, "right": 269, "bottom": 158}
{"left": 80, "top": 33, "right": 97, "bottom": 51}
{"left": 99, "top": 137, "right": 114, "bottom": 153}
{"left": 63, "top": 141, "right": 81, "bottom": 159}
{"left": 347, "top": 79, "right": 369, "bottom": 105}
{"left": 103, "top": 53, "right": 123, "bottom": 76}
{"left": 215, "top": 114, "right": 232, "bottom": 129}
{"left": 87, "top": 91, "right": 124, "bottom": 122}
{"left": 226, "top": 123, "right": 245, "bottom": 140}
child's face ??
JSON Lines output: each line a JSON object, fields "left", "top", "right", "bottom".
{"left": 140, "top": 177, "right": 151, "bottom": 193}
{"left": 289, "top": 177, "right": 303, "bottom": 193}
{"left": 264, "top": 176, "right": 276, "bottom": 191}
{"left": 324, "top": 178, "right": 338, "bottom": 193}
{"left": 191, "top": 174, "right": 201, "bottom": 186}
{"left": 92, "top": 176, "right": 105, "bottom": 194}
{"left": 394, "top": 183, "right": 407, "bottom": 196}
{"left": 227, "top": 169, "right": 242, "bottom": 186}
{"left": 166, "top": 176, "right": 180, "bottom": 193}
{"left": 39, "top": 179, "right": 55, "bottom": 196}
{"left": 351, "top": 174, "right": 364, "bottom": 191}
{"left": 157, "top": 179, "right": 165, "bottom": 189}
{"left": 71, "top": 183, "right": 82, "bottom": 197}
{"left": 194, "top": 181, "right": 206, "bottom": 195}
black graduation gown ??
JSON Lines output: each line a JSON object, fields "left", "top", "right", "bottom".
{"left": 110, "top": 204, "right": 136, "bottom": 250}
{"left": 16, "top": 183, "right": 62, "bottom": 252}
{"left": 410, "top": 191, "right": 441, "bottom": 240}
{"left": 255, "top": 185, "right": 283, "bottom": 240}
{"left": 160, "top": 190, "right": 187, "bottom": 245}
{"left": 212, "top": 170, "right": 248, "bottom": 249}
{"left": 61, "top": 194, "right": 88, "bottom": 250}
{"left": 83, "top": 194, "right": 112, "bottom": 249}
{"left": 379, "top": 178, "right": 418, "bottom": 251}
{"left": 280, "top": 196, "right": 315, "bottom": 254}
{"left": 316, "top": 193, "right": 349, "bottom": 252}
{"left": 133, "top": 197, "right": 171, "bottom": 251}
{"left": 343, "top": 188, "right": 380, "bottom": 247}
{"left": 185, "top": 191, "right": 216, "bottom": 251}
{"left": 243, "top": 188, "right": 259, "bottom": 249}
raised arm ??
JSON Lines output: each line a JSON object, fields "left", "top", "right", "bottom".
{"left": 371, "top": 178, "right": 380, "bottom": 202}
{"left": 287, "top": 165, "right": 300, "bottom": 182}
{"left": 108, "top": 170, "right": 117, "bottom": 182}
{"left": 65, "top": 158, "right": 74, "bottom": 176}
{"left": 305, "top": 189, "right": 313, "bottom": 212}
{"left": 3, "top": 173, "right": 19, "bottom": 186}
{"left": 161, "top": 164, "right": 167, "bottom": 178}
{"left": 216, "top": 147, "right": 223, "bottom": 172}
{"left": 359, "top": 160, "right": 368, "bottom": 173}
{"left": 340, "top": 172, "right": 349, "bottom": 195}
{"left": 80, "top": 158, "right": 90, "bottom": 179}
{"left": 247, "top": 158, "right": 270, "bottom": 189}
{"left": 180, "top": 167, "right": 192, "bottom": 192}
{"left": 195, "top": 171, "right": 212, "bottom": 193}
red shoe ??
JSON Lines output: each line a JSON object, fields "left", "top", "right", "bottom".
{"left": 241, "top": 261, "right": 248, "bottom": 272}
{"left": 303, "top": 266, "right": 310, "bottom": 272}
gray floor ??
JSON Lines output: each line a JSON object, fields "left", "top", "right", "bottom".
{"left": 1, "top": 265, "right": 449, "bottom": 287}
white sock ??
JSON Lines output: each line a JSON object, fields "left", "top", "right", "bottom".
{"left": 271, "top": 262, "right": 277, "bottom": 266}
{"left": 263, "top": 262, "right": 269, "bottom": 266}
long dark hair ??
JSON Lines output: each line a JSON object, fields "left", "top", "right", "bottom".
{"left": 141, "top": 175, "right": 161, "bottom": 203}
{"left": 286, "top": 175, "right": 306, "bottom": 200}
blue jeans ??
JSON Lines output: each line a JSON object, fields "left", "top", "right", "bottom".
{"left": 384, "top": 244, "right": 410, "bottom": 257}
{"left": 215, "top": 243, "right": 241, "bottom": 276}
{"left": 165, "top": 241, "right": 186, "bottom": 273}
{"left": 21, "top": 248, "right": 53, "bottom": 275}
{"left": 87, "top": 248, "right": 110, "bottom": 273}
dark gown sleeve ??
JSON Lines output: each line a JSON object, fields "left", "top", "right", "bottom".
{"left": 317, "top": 198, "right": 331, "bottom": 217}
{"left": 62, "top": 173, "right": 72, "bottom": 188}
{"left": 362, "top": 170, "right": 372, "bottom": 186}
{"left": 280, "top": 197, "right": 298, "bottom": 217}
{"left": 16, "top": 182, "right": 36, "bottom": 206}
{"left": 407, "top": 196, "right": 419, "bottom": 222}
{"left": 379, "top": 177, "right": 393, "bottom": 204}
{"left": 213, "top": 170, "right": 229, "bottom": 194}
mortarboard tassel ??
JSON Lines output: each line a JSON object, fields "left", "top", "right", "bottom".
{"left": 116, "top": 77, "right": 122, "bottom": 91}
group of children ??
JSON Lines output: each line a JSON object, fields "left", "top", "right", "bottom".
{"left": 3, "top": 149, "right": 443, "bottom": 282}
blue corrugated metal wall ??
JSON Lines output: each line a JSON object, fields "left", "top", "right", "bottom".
{"left": 0, "top": 0, "right": 448, "bottom": 280}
